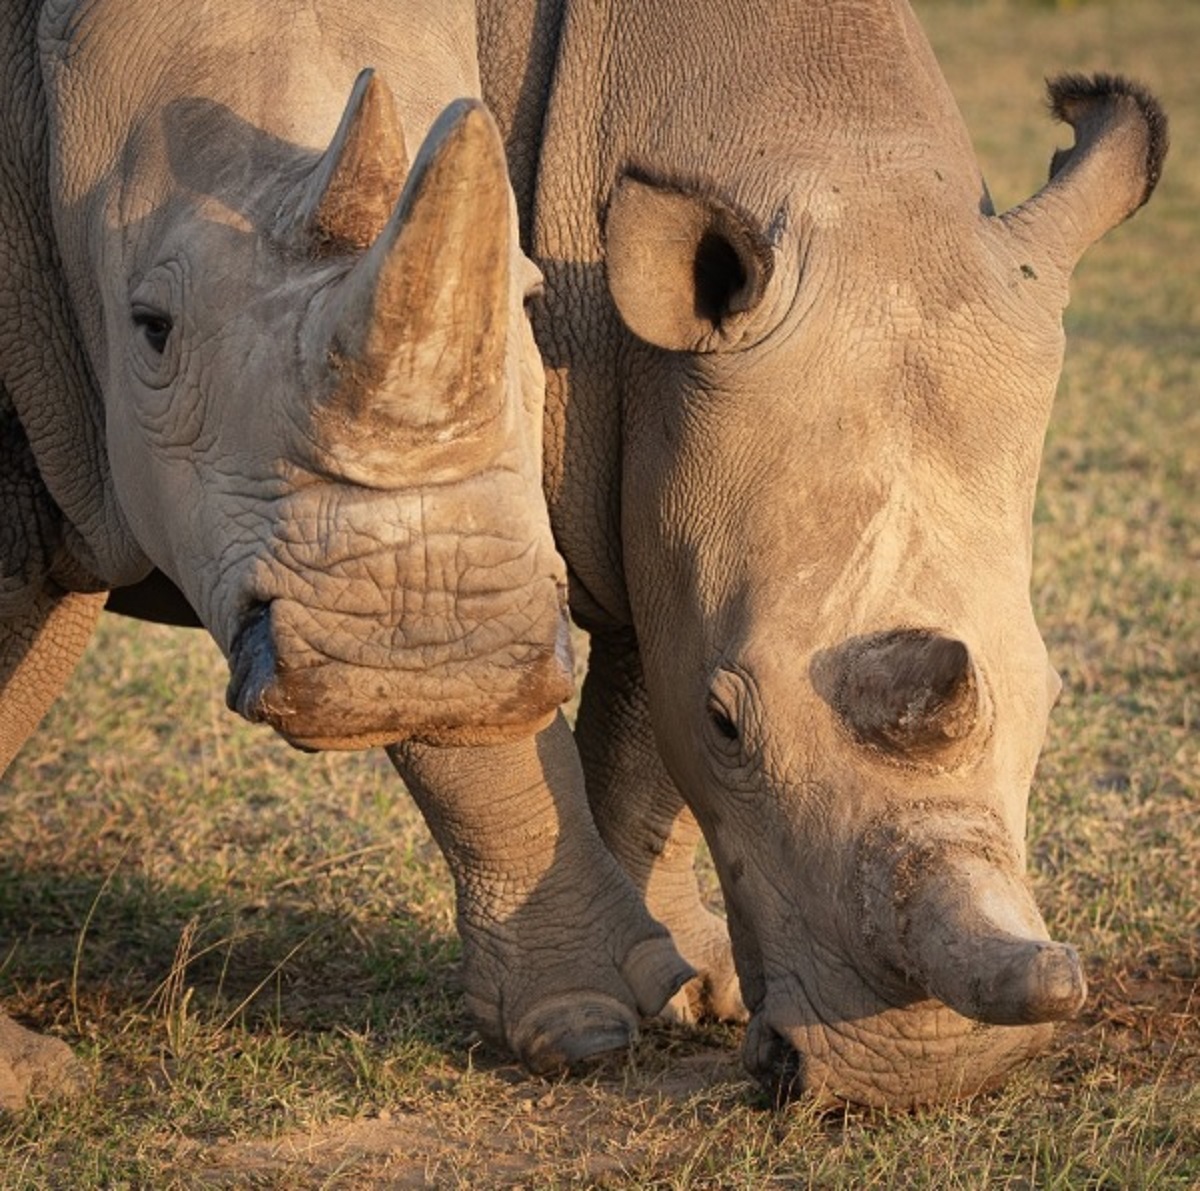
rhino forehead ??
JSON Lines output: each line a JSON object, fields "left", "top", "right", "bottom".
{"left": 598, "top": 2, "right": 984, "bottom": 206}
{"left": 41, "top": 0, "right": 477, "bottom": 128}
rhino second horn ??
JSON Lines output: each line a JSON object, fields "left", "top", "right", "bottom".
{"left": 319, "top": 98, "right": 511, "bottom": 434}
{"left": 829, "top": 630, "right": 985, "bottom": 765}
{"left": 283, "top": 68, "right": 409, "bottom": 252}
{"left": 859, "top": 811, "right": 1088, "bottom": 1026}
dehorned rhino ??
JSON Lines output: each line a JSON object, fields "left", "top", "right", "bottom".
{"left": 471, "top": 0, "right": 1169, "bottom": 1105}
{"left": 0, "top": 0, "right": 690, "bottom": 1109}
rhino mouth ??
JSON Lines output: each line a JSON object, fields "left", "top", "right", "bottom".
{"left": 223, "top": 591, "right": 574, "bottom": 751}
{"left": 740, "top": 974, "right": 1057, "bottom": 1109}
{"left": 742, "top": 1015, "right": 808, "bottom": 1109}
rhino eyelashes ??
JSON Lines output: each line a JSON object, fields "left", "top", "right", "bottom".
{"left": 705, "top": 670, "right": 754, "bottom": 767}
{"left": 708, "top": 700, "right": 740, "bottom": 742}
{"left": 132, "top": 309, "right": 173, "bottom": 355}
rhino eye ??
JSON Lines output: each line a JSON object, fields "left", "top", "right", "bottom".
{"left": 707, "top": 699, "right": 739, "bottom": 742}
{"left": 132, "top": 308, "right": 173, "bottom": 355}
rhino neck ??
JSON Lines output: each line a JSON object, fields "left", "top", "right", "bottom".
{"left": 0, "top": 2, "right": 147, "bottom": 589}
{"left": 476, "top": 0, "right": 569, "bottom": 246}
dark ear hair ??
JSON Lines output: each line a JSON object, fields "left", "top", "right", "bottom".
{"left": 604, "top": 174, "right": 774, "bottom": 352}
{"left": 1002, "top": 73, "right": 1168, "bottom": 270}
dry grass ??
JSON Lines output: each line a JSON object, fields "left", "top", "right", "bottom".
{"left": 2, "top": 1, "right": 1197, "bottom": 1185}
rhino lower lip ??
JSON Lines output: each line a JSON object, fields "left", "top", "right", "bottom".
{"left": 226, "top": 601, "right": 276, "bottom": 723}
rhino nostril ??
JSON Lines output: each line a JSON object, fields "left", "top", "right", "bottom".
{"left": 743, "top": 1015, "right": 807, "bottom": 1108}
{"left": 226, "top": 602, "right": 275, "bottom": 723}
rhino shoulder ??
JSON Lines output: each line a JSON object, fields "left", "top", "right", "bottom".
{"left": 0, "top": 0, "right": 145, "bottom": 590}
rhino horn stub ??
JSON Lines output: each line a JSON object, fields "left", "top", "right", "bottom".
{"left": 1002, "top": 73, "right": 1168, "bottom": 270}
{"left": 286, "top": 68, "right": 409, "bottom": 253}
{"left": 319, "top": 97, "right": 511, "bottom": 436}
{"left": 859, "top": 809, "right": 1088, "bottom": 1027}
{"left": 823, "top": 629, "right": 986, "bottom": 766}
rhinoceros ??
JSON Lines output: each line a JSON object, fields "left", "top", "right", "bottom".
{"left": 0, "top": 0, "right": 691, "bottom": 1108}
{"left": 460, "top": 0, "right": 1169, "bottom": 1106}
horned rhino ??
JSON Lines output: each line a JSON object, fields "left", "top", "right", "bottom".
{"left": 0, "top": 0, "right": 691, "bottom": 1108}
{"left": 470, "top": 0, "right": 1169, "bottom": 1106}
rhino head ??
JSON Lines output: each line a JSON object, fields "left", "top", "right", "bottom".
{"left": 39, "top": 13, "right": 570, "bottom": 750}
{"left": 598, "top": 65, "right": 1167, "bottom": 1106}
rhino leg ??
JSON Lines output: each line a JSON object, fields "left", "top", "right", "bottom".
{"left": 1, "top": 587, "right": 105, "bottom": 1109}
{"left": 576, "top": 631, "right": 746, "bottom": 1025}
{"left": 387, "top": 713, "right": 692, "bottom": 1074}
{"left": 1, "top": 586, "right": 106, "bottom": 775}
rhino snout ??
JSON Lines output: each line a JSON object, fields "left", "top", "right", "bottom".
{"left": 734, "top": 804, "right": 1087, "bottom": 1107}
{"left": 222, "top": 569, "right": 574, "bottom": 751}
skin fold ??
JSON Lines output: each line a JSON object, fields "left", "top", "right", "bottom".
{"left": 475, "top": 0, "right": 1167, "bottom": 1106}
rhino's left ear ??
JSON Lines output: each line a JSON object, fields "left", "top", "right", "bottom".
{"left": 1002, "top": 74, "right": 1168, "bottom": 271}
{"left": 605, "top": 174, "right": 775, "bottom": 353}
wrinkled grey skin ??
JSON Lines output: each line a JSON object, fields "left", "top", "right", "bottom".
{"left": 475, "top": 0, "right": 1167, "bottom": 1106}
{"left": 1, "top": 0, "right": 690, "bottom": 1109}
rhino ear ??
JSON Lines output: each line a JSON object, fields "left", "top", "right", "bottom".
{"left": 1002, "top": 74, "right": 1168, "bottom": 271}
{"left": 605, "top": 174, "right": 774, "bottom": 353}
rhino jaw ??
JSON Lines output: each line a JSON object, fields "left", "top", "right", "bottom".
{"left": 742, "top": 995, "right": 1057, "bottom": 1110}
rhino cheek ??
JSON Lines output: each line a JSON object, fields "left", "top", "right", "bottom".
{"left": 103, "top": 381, "right": 209, "bottom": 609}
